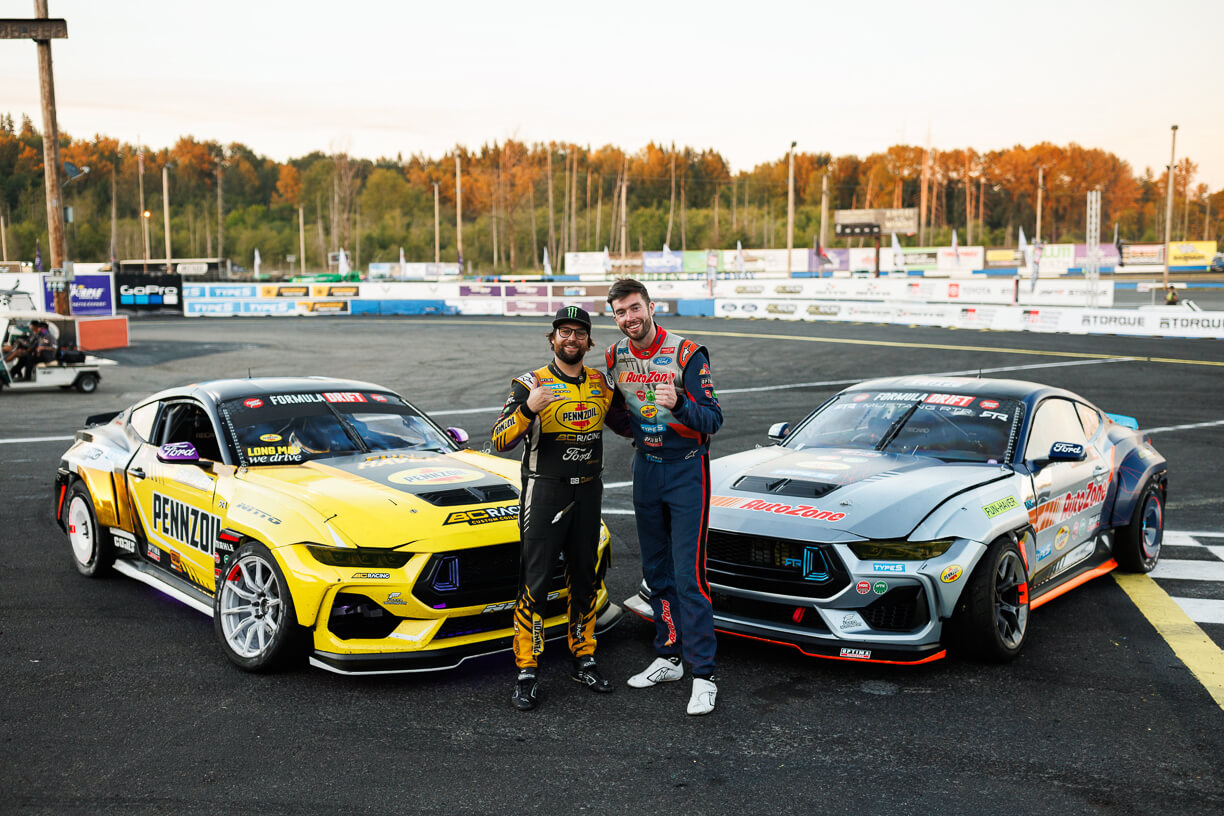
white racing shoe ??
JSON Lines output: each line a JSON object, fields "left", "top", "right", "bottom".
{"left": 687, "top": 678, "right": 717, "bottom": 716}
{"left": 626, "top": 656, "right": 684, "bottom": 688}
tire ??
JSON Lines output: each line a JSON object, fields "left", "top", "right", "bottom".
{"left": 1115, "top": 481, "right": 1164, "bottom": 573}
{"left": 213, "top": 541, "right": 305, "bottom": 672}
{"left": 950, "top": 536, "right": 1030, "bottom": 662}
{"left": 63, "top": 481, "right": 114, "bottom": 577}
{"left": 74, "top": 373, "right": 99, "bottom": 393}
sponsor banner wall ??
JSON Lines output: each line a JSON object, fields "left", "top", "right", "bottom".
{"left": 1035, "top": 243, "right": 1076, "bottom": 274}
{"left": 563, "top": 252, "right": 610, "bottom": 276}
{"left": 985, "top": 247, "right": 1024, "bottom": 269}
{"left": 115, "top": 272, "right": 183, "bottom": 312}
{"left": 937, "top": 247, "right": 985, "bottom": 271}
{"left": 642, "top": 251, "right": 684, "bottom": 273}
{"left": 1073, "top": 244, "right": 1120, "bottom": 268}
{"left": 1121, "top": 243, "right": 1164, "bottom": 266}
{"left": 359, "top": 282, "right": 461, "bottom": 300}
{"left": 447, "top": 298, "right": 503, "bottom": 316}
{"left": 46, "top": 273, "right": 114, "bottom": 316}
{"left": 720, "top": 248, "right": 803, "bottom": 272}
{"left": 551, "top": 283, "right": 610, "bottom": 298}
{"left": 368, "top": 262, "right": 462, "bottom": 280}
{"left": 1168, "top": 241, "right": 1217, "bottom": 268}
{"left": 809, "top": 247, "right": 850, "bottom": 272}
{"left": 710, "top": 276, "right": 1113, "bottom": 306}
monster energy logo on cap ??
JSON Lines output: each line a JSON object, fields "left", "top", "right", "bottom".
{"left": 552, "top": 304, "right": 592, "bottom": 330}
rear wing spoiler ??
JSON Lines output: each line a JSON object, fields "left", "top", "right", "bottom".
{"left": 85, "top": 410, "right": 122, "bottom": 427}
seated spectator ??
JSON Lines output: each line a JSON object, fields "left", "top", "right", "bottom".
{"left": 10, "top": 321, "right": 57, "bottom": 380}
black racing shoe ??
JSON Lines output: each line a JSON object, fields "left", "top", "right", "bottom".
{"left": 572, "top": 656, "right": 614, "bottom": 693}
{"left": 512, "top": 669, "right": 540, "bottom": 711}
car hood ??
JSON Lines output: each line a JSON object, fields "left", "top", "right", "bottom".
{"left": 236, "top": 450, "right": 520, "bottom": 549}
{"left": 710, "top": 446, "right": 1011, "bottom": 540}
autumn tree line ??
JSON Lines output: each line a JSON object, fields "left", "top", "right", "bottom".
{"left": 1, "top": 112, "right": 1220, "bottom": 274}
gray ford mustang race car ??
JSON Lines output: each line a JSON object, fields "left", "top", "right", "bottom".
{"left": 626, "top": 375, "right": 1167, "bottom": 664}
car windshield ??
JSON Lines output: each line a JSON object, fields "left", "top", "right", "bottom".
{"left": 783, "top": 390, "right": 1023, "bottom": 463}
{"left": 219, "top": 391, "right": 453, "bottom": 466}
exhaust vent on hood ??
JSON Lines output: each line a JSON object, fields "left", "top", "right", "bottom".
{"left": 732, "top": 475, "right": 839, "bottom": 499}
{"left": 417, "top": 483, "right": 521, "bottom": 507}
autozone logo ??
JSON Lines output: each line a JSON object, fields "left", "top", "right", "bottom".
{"left": 618, "top": 371, "right": 671, "bottom": 384}
{"left": 150, "top": 492, "right": 221, "bottom": 555}
{"left": 1031, "top": 480, "right": 1109, "bottom": 531}
{"left": 729, "top": 497, "right": 846, "bottom": 522}
{"left": 444, "top": 506, "right": 520, "bottom": 525}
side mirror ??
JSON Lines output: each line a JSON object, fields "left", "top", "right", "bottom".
{"left": 1030, "top": 441, "right": 1086, "bottom": 470}
{"left": 158, "top": 441, "right": 200, "bottom": 465}
{"left": 446, "top": 427, "right": 469, "bottom": 446}
{"left": 1048, "top": 442, "right": 1087, "bottom": 462}
{"left": 767, "top": 422, "right": 790, "bottom": 443}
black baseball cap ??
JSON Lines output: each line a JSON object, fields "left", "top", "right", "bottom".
{"left": 552, "top": 305, "right": 592, "bottom": 331}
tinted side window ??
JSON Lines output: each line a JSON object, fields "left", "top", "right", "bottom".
{"left": 156, "top": 401, "right": 223, "bottom": 461}
{"left": 128, "top": 403, "right": 159, "bottom": 442}
{"left": 1075, "top": 403, "right": 1101, "bottom": 439}
{"left": 1024, "top": 398, "right": 1088, "bottom": 460}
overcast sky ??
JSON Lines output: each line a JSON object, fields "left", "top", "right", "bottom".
{"left": 2, "top": 0, "right": 1221, "bottom": 188}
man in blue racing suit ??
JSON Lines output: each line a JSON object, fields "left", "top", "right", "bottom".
{"left": 605, "top": 278, "right": 723, "bottom": 715}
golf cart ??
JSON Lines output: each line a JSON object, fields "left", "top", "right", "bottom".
{"left": 1, "top": 312, "right": 117, "bottom": 393}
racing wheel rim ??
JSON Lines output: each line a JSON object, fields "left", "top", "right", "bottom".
{"left": 993, "top": 550, "right": 1028, "bottom": 650}
{"left": 218, "top": 555, "right": 286, "bottom": 659}
{"left": 67, "top": 495, "right": 95, "bottom": 564}
{"left": 1140, "top": 493, "right": 1163, "bottom": 561}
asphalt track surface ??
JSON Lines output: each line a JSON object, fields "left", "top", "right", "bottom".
{"left": 3, "top": 315, "right": 1223, "bottom": 815}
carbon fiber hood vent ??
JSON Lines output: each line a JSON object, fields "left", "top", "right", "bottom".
{"left": 732, "top": 475, "right": 839, "bottom": 499}
{"left": 416, "top": 483, "right": 520, "bottom": 506}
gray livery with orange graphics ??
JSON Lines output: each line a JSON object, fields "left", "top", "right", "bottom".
{"left": 625, "top": 375, "right": 1167, "bottom": 665}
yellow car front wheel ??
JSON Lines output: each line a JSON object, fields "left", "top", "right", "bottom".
{"left": 214, "top": 541, "right": 306, "bottom": 672}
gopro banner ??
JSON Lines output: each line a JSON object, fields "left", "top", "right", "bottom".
{"left": 115, "top": 272, "right": 183, "bottom": 313}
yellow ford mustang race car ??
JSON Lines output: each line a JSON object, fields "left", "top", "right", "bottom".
{"left": 54, "top": 377, "right": 621, "bottom": 673}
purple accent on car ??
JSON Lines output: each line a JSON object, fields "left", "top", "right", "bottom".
{"left": 446, "top": 427, "right": 469, "bottom": 445}
{"left": 158, "top": 442, "right": 200, "bottom": 464}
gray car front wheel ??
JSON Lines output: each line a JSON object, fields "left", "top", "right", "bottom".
{"left": 950, "top": 536, "right": 1029, "bottom": 662}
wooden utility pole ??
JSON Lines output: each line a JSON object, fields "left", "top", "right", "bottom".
{"left": 819, "top": 173, "right": 830, "bottom": 252}
{"left": 666, "top": 145, "right": 676, "bottom": 247}
{"left": 1035, "top": 166, "right": 1044, "bottom": 243}
{"left": 546, "top": 149, "right": 555, "bottom": 266}
{"left": 432, "top": 183, "right": 440, "bottom": 266}
{"left": 455, "top": 154, "right": 463, "bottom": 271}
{"left": 298, "top": 206, "right": 306, "bottom": 274}
{"left": 619, "top": 156, "right": 628, "bottom": 260}
{"left": 786, "top": 141, "right": 796, "bottom": 275}
{"left": 215, "top": 152, "right": 224, "bottom": 260}
{"left": 8, "top": 3, "right": 71, "bottom": 310}
{"left": 569, "top": 151, "right": 578, "bottom": 256}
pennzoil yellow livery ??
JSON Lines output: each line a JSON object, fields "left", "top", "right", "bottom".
{"left": 54, "top": 376, "right": 622, "bottom": 674}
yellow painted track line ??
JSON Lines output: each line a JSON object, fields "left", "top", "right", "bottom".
{"left": 376, "top": 318, "right": 1224, "bottom": 367}
{"left": 1113, "top": 573, "right": 1224, "bottom": 711}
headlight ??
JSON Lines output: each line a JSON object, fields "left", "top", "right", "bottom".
{"left": 306, "top": 545, "right": 412, "bottom": 569}
{"left": 848, "top": 539, "right": 955, "bottom": 561}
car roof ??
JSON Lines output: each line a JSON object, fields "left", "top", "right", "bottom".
{"left": 843, "top": 375, "right": 1079, "bottom": 403}
{"left": 143, "top": 376, "right": 394, "bottom": 406}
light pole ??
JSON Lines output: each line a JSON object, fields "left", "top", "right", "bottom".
{"left": 141, "top": 210, "right": 151, "bottom": 274}
{"left": 1163, "top": 124, "right": 1178, "bottom": 288}
{"left": 786, "top": 141, "right": 796, "bottom": 275}
{"left": 432, "top": 182, "right": 440, "bottom": 267}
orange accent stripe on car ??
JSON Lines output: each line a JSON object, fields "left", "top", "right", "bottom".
{"left": 56, "top": 484, "right": 66, "bottom": 519}
{"left": 719, "top": 629, "right": 948, "bottom": 665}
{"left": 1030, "top": 559, "right": 1118, "bottom": 610}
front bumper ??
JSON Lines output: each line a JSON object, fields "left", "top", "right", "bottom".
{"left": 310, "top": 599, "right": 623, "bottom": 674}
{"left": 625, "top": 586, "right": 946, "bottom": 666}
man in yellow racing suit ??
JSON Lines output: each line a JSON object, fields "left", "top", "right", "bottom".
{"left": 492, "top": 305, "right": 630, "bottom": 711}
